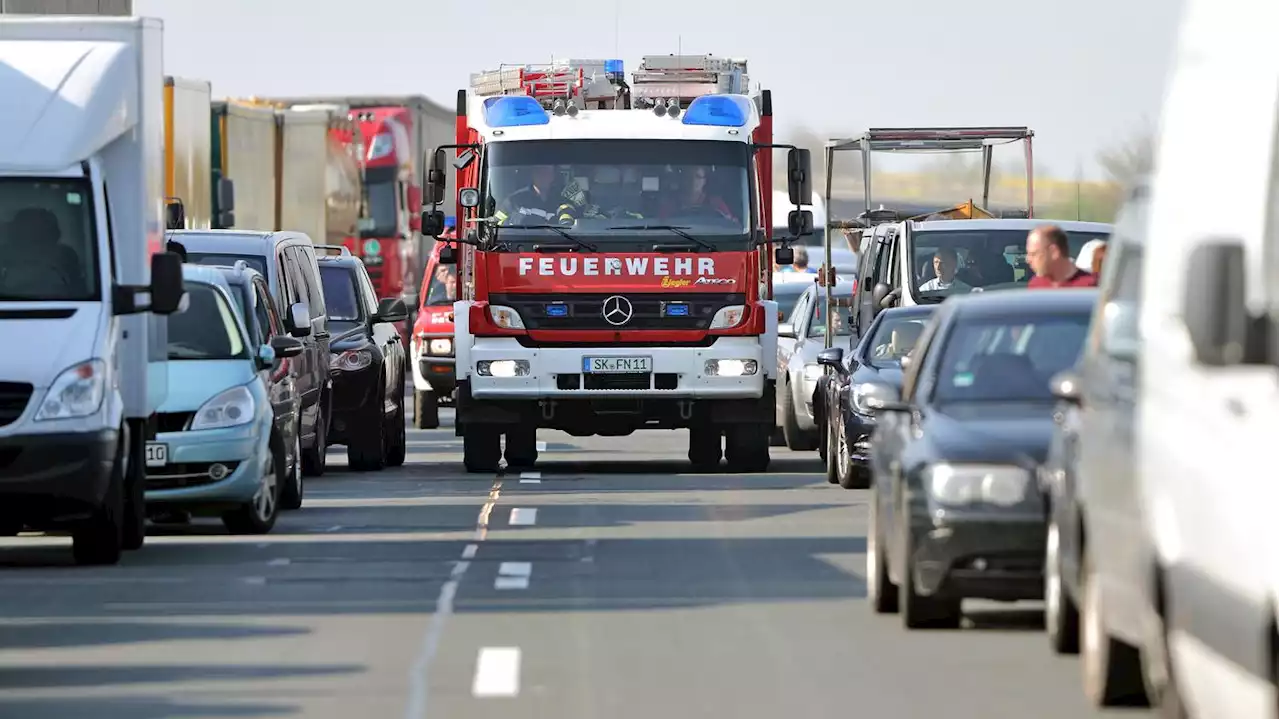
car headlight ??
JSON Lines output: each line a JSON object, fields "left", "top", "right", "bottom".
{"left": 477, "top": 360, "right": 530, "bottom": 377}
{"left": 428, "top": 338, "right": 453, "bottom": 355}
{"left": 709, "top": 304, "right": 746, "bottom": 329}
{"left": 190, "top": 384, "right": 256, "bottom": 431}
{"left": 331, "top": 348, "right": 374, "bottom": 372}
{"left": 850, "top": 382, "right": 881, "bottom": 416}
{"left": 35, "top": 359, "right": 107, "bottom": 421}
{"left": 488, "top": 305, "right": 525, "bottom": 330}
{"left": 804, "top": 363, "right": 823, "bottom": 381}
{"left": 704, "top": 359, "right": 757, "bottom": 377}
{"left": 926, "top": 463, "right": 1031, "bottom": 507}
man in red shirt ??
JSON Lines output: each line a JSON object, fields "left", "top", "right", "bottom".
{"left": 1026, "top": 224, "right": 1098, "bottom": 288}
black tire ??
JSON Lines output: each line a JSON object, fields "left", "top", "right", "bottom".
{"left": 1080, "top": 550, "right": 1149, "bottom": 706}
{"left": 687, "top": 423, "right": 722, "bottom": 471}
{"left": 867, "top": 487, "right": 898, "bottom": 613}
{"left": 279, "top": 426, "right": 304, "bottom": 511}
{"left": 824, "top": 421, "right": 840, "bottom": 484}
{"left": 121, "top": 420, "right": 147, "bottom": 551}
{"left": 898, "top": 510, "right": 962, "bottom": 629}
{"left": 463, "top": 426, "right": 502, "bottom": 473}
{"left": 222, "top": 443, "right": 282, "bottom": 535}
{"left": 836, "top": 421, "right": 870, "bottom": 489}
{"left": 414, "top": 389, "right": 440, "bottom": 429}
{"left": 1045, "top": 516, "right": 1080, "bottom": 654}
{"left": 725, "top": 423, "right": 771, "bottom": 473}
{"left": 769, "top": 426, "right": 786, "bottom": 447}
{"left": 348, "top": 386, "right": 387, "bottom": 472}
{"left": 385, "top": 381, "right": 407, "bottom": 468}
{"left": 301, "top": 395, "right": 329, "bottom": 477}
{"left": 72, "top": 429, "right": 126, "bottom": 566}
{"left": 781, "top": 380, "right": 818, "bottom": 451}
{"left": 504, "top": 427, "right": 538, "bottom": 469}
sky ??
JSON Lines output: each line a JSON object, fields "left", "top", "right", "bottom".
{"left": 134, "top": 0, "right": 1185, "bottom": 181}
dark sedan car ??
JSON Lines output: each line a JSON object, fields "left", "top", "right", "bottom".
{"left": 814, "top": 305, "right": 936, "bottom": 488}
{"left": 863, "top": 289, "right": 1097, "bottom": 629}
{"left": 317, "top": 252, "right": 410, "bottom": 472}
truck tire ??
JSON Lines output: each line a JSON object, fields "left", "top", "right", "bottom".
{"left": 463, "top": 426, "right": 501, "bottom": 473}
{"left": 414, "top": 389, "right": 440, "bottom": 429}
{"left": 504, "top": 427, "right": 538, "bottom": 469}
{"left": 348, "top": 386, "right": 386, "bottom": 472}
{"left": 725, "top": 423, "right": 771, "bottom": 473}
{"left": 687, "top": 424, "right": 722, "bottom": 471}
{"left": 121, "top": 420, "right": 147, "bottom": 551}
{"left": 72, "top": 431, "right": 126, "bottom": 566}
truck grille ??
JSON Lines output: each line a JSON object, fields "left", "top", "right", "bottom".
{"left": 0, "top": 382, "right": 33, "bottom": 427}
{"left": 490, "top": 293, "right": 744, "bottom": 331}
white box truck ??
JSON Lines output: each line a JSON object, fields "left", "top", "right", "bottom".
{"left": 0, "top": 16, "right": 185, "bottom": 565}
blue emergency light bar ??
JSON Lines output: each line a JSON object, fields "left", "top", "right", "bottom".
{"left": 483, "top": 96, "right": 550, "bottom": 127}
{"left": 662, "top": 302, "right": 690, "bottom": 317}
{"left": 681, "top": 95, "right": 751, "bottom": 128}
{"left": 545, "top": 303, "right": 569, "bottom": 317}
{"left": 605, "top": 59, "right": 625, "bottom": 75}
{"left": 444, "top": 216, "right": 456, "bottom": 229}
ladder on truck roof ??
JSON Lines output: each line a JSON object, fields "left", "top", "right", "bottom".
{"left": 470, "top": 59, "right": 630, "bottom": 110}
{"left": 630, "top": 54, "right": 749, "bottom": 110}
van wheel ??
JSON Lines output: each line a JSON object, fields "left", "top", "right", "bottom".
{"left": 348, "top": 385, "right": 387, "bottom": 472}
{"left": 385, "top": 380, "right": 407, "bottom": 468}
{"left": 121, "top": 420, "right": 147, "bottom": 551}
{"left": 414, "top": 390, "right": 440, "bottom": 429}
{"left": 463, "top": 426, "right": 501, "bottom": 473}
{"left": 302, "top": 400, "right": 329, "bottom": 477}
{"left": 1081, "top": 550, "right": 1149, "bottom": 706}
{"left": 223, "top": 444, "right": 281, "bottom": 535}
{"left": 72, "top": 429, "right": 126, "bottom": 566}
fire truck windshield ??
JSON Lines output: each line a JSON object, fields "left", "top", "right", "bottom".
{"left": 481, "top": 139, "right": 752, "bottom": 249}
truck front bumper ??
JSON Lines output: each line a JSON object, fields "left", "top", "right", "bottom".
{"left": 0, "top": 429, "right": 119, "bottom": 527}
{"left": 466, "top": 336, "right": 766, "bottom": 400}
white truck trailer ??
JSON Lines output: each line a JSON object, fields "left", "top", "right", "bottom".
{"left": 0, "top": 16, "right": 185, "bottom": 565}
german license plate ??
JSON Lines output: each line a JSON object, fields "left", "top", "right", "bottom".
{"left": 144, "top": 442, "right": 168, "bottom": 467}
{"left": 582, "top": 356, "right": 652, "bottom": 374}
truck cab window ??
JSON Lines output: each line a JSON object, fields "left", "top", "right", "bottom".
{"left": 0, "top": 179, "right": 100, "bottom": 302}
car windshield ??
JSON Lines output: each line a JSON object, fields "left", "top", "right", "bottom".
{"left": 808, "top": 291, "right": 857, "bottom": 338}
{"left": 482, "top": 139, "right": 751, "bottom": 246}
{"left": 424, "top": 263, "right": 457, "bottom": 307}
{"left": 319, "top": 265, "right": 361, "bottom": 322}
{"left": 909, "top": 228, "right": 1109, "bottom": 302}
{"left": 774, "top": 286, "right": 808, "bottom": 320}
{"left": 932, "top": 311, "right": 1092, "bottom": 403}
{"left": 866, "top": 311, "right": 935, "bottom": 368}
{"left": 187, "top": 252, "right": 268, "bottom": 276}
{"left": 0, "top": 178, "right": 100, "bottom": 302}
{"left": 167, "top": 283, "right": 249, "bottom": 361}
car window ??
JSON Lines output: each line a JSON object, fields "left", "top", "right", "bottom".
{"left": 284, "top": 246, "right": 316, "bottom": 317}
{"left": 254, "top": 279, "right": 282, "bottom": 337}
{"left": 277, "top": 247, "right": 301, "bottom": 308}
{"left": 357, "top": 264, "right": 380, "bottom": 314}
{"left": 320, "top": 265, "right": 361, "bottom": 321}
{"left": 295, "top": 245, "right": 327, "bottom": 319}
{"left": 773, "top": 285, "right": 807, "bottom": 321}
{"left": 867, "top": 315, "right": 931, "bottom": 368}
{"left": 1099, "top": 247, "right": 1143, "bottom": 359}
{"left": 788, "top": 289, "right": 811, "bottom": 329}
{"left": 425, "top": 262, "right": 458, "bottom": 306}
{"left": 187, "top": 252, "right": 268, "bottom": 276}
{"left": 808, "top": 295, "right": 856, "bottom": 338}
{"left": 932, "top": 312, "right": 1092, "bottom": 403}
{"left": 167, "top": 283, "right": 249, "bottom": 361}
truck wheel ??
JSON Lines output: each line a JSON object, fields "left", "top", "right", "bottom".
{"left": 725, "top": 423, "right": 771, "bottom": 473}
{"left": 504, "top": 427, "right": 538, "bottom": 469}
{"left": 463, "top": 426, "right": 501, "bottom": 473}
{"left": 414, "top": 389, "right": 440, "bottom": 429}
{"left": 687, "top": 424, "right": 722, "bottom": 471}
{"left": 781, "top": 381, "right": 818, "bottom": 451}
{"left": 72, "top": 431, "right": 126, "bottom": 566}
{"left": 348, "top": 387, "right": 386, "bottom": 472}
{"left": 121, "top": 420, "right": 147, "bottom": 551}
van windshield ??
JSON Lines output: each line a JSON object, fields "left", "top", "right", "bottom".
{"left": 0, "top": 178, "right": 100, "bottom": 302}
{"left": 168, "top": 283, "right": 249, "bottom": 361}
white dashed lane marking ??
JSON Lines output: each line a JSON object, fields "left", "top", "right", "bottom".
{"left": 472, "top": 647, "right": 521, "bottom": 697}
{"left": 508, "top": 508, "right": 537, "bottom": 526}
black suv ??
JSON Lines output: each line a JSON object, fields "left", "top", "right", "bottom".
{"left": 315, "top": 248, "right": 409, "bottom": 471}
{"left": 171, "top": 230, "right": 334, "bottom": 476}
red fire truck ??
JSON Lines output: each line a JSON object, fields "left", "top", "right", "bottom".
{"left": 422, "top": 55, "right": 814, "bottom": 473}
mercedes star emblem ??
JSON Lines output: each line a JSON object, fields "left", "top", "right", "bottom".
{"left": 601, "top": 295, "right": 634, "bottom": 326}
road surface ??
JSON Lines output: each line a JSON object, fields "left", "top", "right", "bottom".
{"left": 0, "top": 410, "right": 1145, "bottom": 718}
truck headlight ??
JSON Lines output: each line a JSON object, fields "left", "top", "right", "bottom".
{"left": 488, "top": 305, "right": 525, "bottom": 330}
{"left": 926, "top": 464, "right": 1031, "bottom": 507}
{"left": 804, "top": 363, "right": 823, "bottom": 381}
{"left": 35, "top": 359, "right": 106, "bottom": 421}
{"left": 331, "top": 349, "right": 374, "bottom": 372}
{"left": 190, "top": 384, "right": 256, "bottom": 431}
{"left": 704, "top": 359, "right": 757, "bottom": 377}
{"left": 709, "top": 305, "right": 746, "bottom": 329}
{"left": 477, "top": 360, "right": 530, "bottom": 377}
{"left": 428, "top": 338, "right": 453, "bottom": 355}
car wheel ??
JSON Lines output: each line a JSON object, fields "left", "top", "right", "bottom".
{"left": 781, "top": 379, "right": 818, "bottom": 451}
{"left": 897, "top": 507, "right": 962, "bottom": 629}
{"left": 222, "top": 442, "right": 281, "bottom": 535}
{"left": 385, "top": 380, "right": 408, "bottom": 468}
{"left": 1080, "top": 549, "right": 1149, "bottom": 706}
{"left": 1045, "top": 516, "right": 1080, "bottom": 654}
{"left": 301, "top": 400, "right": 329, "bottom": 477}
{"left": 824, "top": 421, "right": 840, "bottom": 484}
{"left": 348, "top": 384, "right": 387, "bottom": 472}
{"left": 279, "top": 426, "right": 304, "bottom": 511}
{"left": 121, "top": 421, "right": 147, "bottom": 551}
{"left": 836, "top": 420, "right": 868, "bottom": 489}
{"left": 867, "top": 486, "right": 898, "bottom": 614}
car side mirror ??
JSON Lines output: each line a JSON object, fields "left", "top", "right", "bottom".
{"left": 164, "top": 199, "right": 185, "bottom": 230}
{"left": 286, "top": 302, "right": 311, "bottom": 337}
{"left": 857, "top": 380, "right": 909, "bottom": 412}
{"left": 816, "top": 346, "right": 845, "bottom": 371}
{"left": 870, "top": 282, "right": 892, "bottom": 316}
{"left": 148, "top": 251, "right": 185, "bottom": 315}
{"left": 255, "top": 344, "right": 277, "bottom": 371}
{"left": 375, "top": 297, "right": 409, "bottom": 323}
{"left": 1050, "top": 369, "right": 1082, "bottom": 404}
{"left": 269, "top": 334, "right": 304, "bottom": 359}
{"left": 778, "top": 322, "right": 796, "bottom": 339}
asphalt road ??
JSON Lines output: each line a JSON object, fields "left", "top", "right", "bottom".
{"left": 0, "top": 408, "right": 1149, "bottom": 719}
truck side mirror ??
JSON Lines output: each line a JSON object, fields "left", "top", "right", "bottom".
{"left": 426, "top": 149, "right": 447, "bottom": 205}
{"left": 422, "top": 210, "right": 445, "bottom": 238}
{"left": 787, "top": 148, "right": 813, "bottom": 206}
{"left": 217, "top": 177, "right": 235, "bottom": 212}
{"left": 775, "top": 245, "right": 794, "bottom": 266}
{"left": 164, "top": 199, "right": 185, "bottom": 230}
{"left": 439, "top": 243, "right": 457, "bottom": 265}
{"left": 149, "top": 251, "right": 185, "bottom": 314}
{"left": 787, "top": 209, "right": 813, "bottom": 238}
{"left": 1183, "top": 239, "right": 1271, "bottom": 366}
{"left": 455, "top": 149, "right": 476, "bottom": 169}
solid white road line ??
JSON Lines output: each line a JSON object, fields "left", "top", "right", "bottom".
{"left": 472, "top": 647, "right": 521, "bottom": 697}
{"left": 508, "top": 508, "right": 537, "bottom": 526}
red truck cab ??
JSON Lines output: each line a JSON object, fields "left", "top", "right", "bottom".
{"left": 410, "top": 222, "right": 458, "bottom": 428}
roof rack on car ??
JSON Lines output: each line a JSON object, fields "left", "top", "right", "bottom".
{"left": 315, "top": 244, "right": 351, "bottom": 257}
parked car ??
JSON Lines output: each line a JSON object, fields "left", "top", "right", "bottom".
{"left": 775, "top": 280, "right": 855, "bottom": 451}
{"left": 173, "top": 230, "right": 333, "bottom": 476}
{"left": 316, "top": 248, "right": 409, "bottom": 471}
{"left": 411, "top": 241, "right": 457, "bottom": 429}
{"left": 143, "top": 266, "right": 302, "bottom": 534}
{"left": 864, "top": 289, "right": 1097, "bottom": 628}
{"left": 217, "top": 262, "right": 306, "bottom": 510}
{"left": 814, "top": 304, "right": 936, "bottom": 488}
